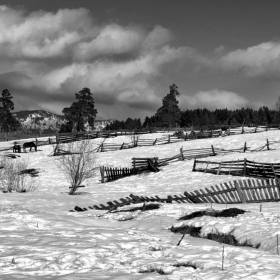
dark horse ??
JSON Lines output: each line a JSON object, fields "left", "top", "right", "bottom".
{"left": 13, "top": 144, "right": 21, "bottom": 153}
{"left": 23, "top": 142, "right": 37, "bottom": 152}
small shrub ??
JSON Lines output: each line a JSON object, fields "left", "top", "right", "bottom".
{"left": 0, "top": 158, "right": 38, "bottom": 193}
{"left": 54, "top": 140, "right": 97, "bottom": 195}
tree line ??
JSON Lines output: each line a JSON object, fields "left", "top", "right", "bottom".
{"left": 106, "top": 84, "right": 280, "bottom": 130}
{"left": 1, "top": 84, "right": 279, "bottom": 133}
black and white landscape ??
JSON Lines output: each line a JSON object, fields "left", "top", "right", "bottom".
{"left": 1, "top": 1, "right": 280, "bottom": 279}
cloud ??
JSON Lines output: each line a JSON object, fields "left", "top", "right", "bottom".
{"left": 181, "top": 90, "right": 250, "bottom": 110}
{"left": 220, "top": 42, "right": 280, "bottom": 77}
{"left": 0, "top": 5, "right": 190, "bottom": 119}
{"left": 0, "top": 6, "right": 92, "bottom": 58}
{"left": 74, "top": 24, "right": 145, "bottom": 60}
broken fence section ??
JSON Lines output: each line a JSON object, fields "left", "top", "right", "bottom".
{"left": 71, "top": 178, "right": 280, "bottom": 212}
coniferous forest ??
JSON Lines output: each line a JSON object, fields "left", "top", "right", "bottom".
{"left": 106, "top": 84, "right": 280, "bottom": 130}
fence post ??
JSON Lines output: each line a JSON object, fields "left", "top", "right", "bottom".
{"left": 132, "top": 158, "right": 136, "bottom": 169}
{"left": 100, "top": 166, "right": 105, "bottom": 183}
{"left": 242, "top": 126, "right": 244, "bottom": 134}
{"left": 211, "top": 145, "right": 216, "bottom": 155}
{"left": 168, "top": 134, "right": 170, "bottom": 143}
{"left": 153, "top": 138, "right": 157, "bottom": 145}
{"left": 267, "top": 139, "right": 270, "bottom": 150}
{"left": 243, "top": 158, "right": 247, "bottom": 176}
{"left": 35, "top": 138, "right": 38, "bottom": 147}
{"left": 49, "top": 137, "right": 51, "bottom": 144}
{"left": 234, "top": 181, "right": 246, "bottom": 203}
{"left": 180, "top": 147, "right": 184, "bottom": 161}
{"left": 243, "top": 142, "right": 247, "bottom": 153}
{"left": 192, "top": 159, "right": 197, "bottom": 171}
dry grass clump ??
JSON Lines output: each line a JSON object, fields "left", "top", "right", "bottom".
{"left": 171, "top": 225, "right": 260, "bottom": 248}
{"left": 178, "top": 208, "right": 246, "bottom": 221}
{"left": 0, "top": 157, "right": 38, "bottom": 193}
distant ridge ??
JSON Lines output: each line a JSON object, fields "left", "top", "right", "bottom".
{"left": 12, "top": 110, "right": 114, "bottom": 132}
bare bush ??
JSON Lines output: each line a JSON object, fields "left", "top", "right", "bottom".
{"left": 54, "top": 140, "right": 97, "bottom": 195}
{"left": 0, "top": 157, "right": 38, "bottom": 193}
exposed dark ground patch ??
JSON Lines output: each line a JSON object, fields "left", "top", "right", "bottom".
{"left": 178, "top": 208, "right": 246, "bottom": 221}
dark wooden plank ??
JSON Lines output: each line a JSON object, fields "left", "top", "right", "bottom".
{"left": 234, "top": 180, "right": 246, "bottom": 203}
{"left": 220, "top": 184, "right": 234, "bottom": 203}
{"left": 214, "top": 185, "right": 229, "bottom": 203}
{"left": 205, "top": 187, "right": 219, "bottom": 203}
{"left": 262, "top": 180, "right": 274, "bottom": 200}
{"left": 210, "top": 186, "right": 224, "bottom": 203}
{"left": 264, "top": 179, "right": 275, "bottom": 200}
{"left": 247, "top": 180, "right": 259, "bottom": 201}
{"left": 192, "top": 190, "right": 207, "bottom": 203}
{"left": 223, "top": 182, "right": 238, "bottom": 203}
{"left": 196, "top": 189, "right": 212, "bottom": 203}
{"left": 259, "top": 180, "right": 272, "bottom": 200}
{"left": 240, "top": 180, "right": 252, "bottom": 202}
{"left": 273, "top": 179, "right": 280, "bottom": 199}
{"left": 254, "top": 180, "right": 266, "bottom": 200}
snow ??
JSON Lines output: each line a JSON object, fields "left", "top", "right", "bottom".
{"left": 1, "top": 129, "right": 280, "bottom": 279}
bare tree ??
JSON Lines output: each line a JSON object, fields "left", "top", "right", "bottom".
{"left": 54, "top": 140, "right": 97, "bottom": 195}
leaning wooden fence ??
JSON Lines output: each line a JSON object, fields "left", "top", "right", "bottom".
{"left": 100, "top": 157, "right": 160, "bottom": 182}
{"left": 71, "top": 178, "right": 280, "bottom": 211}
{"left": 183, "top": 178, "right": 280, "bottom": 204}
{"left": 193, "top": 158, "right": 280, "bottom": 179}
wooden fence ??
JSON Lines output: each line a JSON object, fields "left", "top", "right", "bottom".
{"left": 0, "top": 137, "right": 56, "bottom": 153}
{"left": 96, "top": 126, "right": 279, "bottom": 153}
{"left": 99, "top": 139, "right": 280, "bottom": 183}
{"left": 193, "top": 158, "right": 280, "bottom": 179}
{"left": 183, "top": 178, "right": 280, "bottom": 204}
{"left": 100, "top": 167, "right": 139, "bottom": 183}
{"left": 100, "top": 157, "right": 160, "bottom": 182}
{"left": 56, "top": 130, "right": 152, "bottom": 143}
{"left": 71, "top": 178, "right": 280, "bottom": 211}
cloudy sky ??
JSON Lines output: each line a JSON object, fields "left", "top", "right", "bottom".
{"left": 0, "top": 0, "right": 280, "bottom": 120}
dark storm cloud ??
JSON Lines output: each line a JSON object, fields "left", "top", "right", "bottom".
{"left": 1, "top": 2, "right": 280, "bottom": 120}
{"left": 0, "top": 5, "right": 189, "bottom": 118}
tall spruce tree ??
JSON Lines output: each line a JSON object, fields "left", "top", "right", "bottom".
{"left": 61, "top": 88, "right": 98, "bottom": 132}
{"left": 0, "top": 89, "right": 21, "bottom": 132}
{"left": 155, "top": 84, "right": 181, "bottom": 128}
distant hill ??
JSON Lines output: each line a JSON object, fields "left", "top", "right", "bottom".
{"left": 12, "top": 110, "right": 114, "bottom": 133}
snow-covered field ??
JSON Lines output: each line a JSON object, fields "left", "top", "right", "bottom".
{"left": 2, "top": 130, "right": 280, "bottom": 279}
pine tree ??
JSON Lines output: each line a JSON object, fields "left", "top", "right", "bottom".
{"left": 155, "top": 84, "right": 181, "bottom": 128}
{"left": 0, "top": 89, "right": 21, "bottom": 132}
{"left": 62, "top": 88, "right": 98, "bottom": 132}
